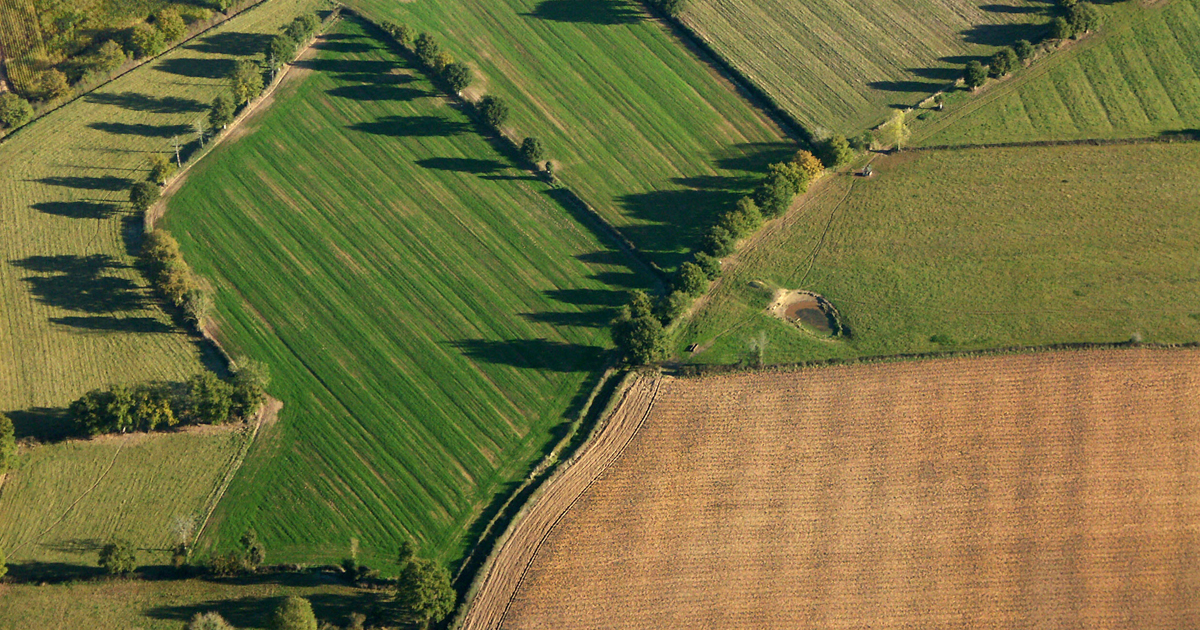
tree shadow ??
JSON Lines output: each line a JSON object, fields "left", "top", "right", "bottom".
{"left": 4, "top": 561, "right": 105, "bottom": 584}
{"left": 868, "top": 79, "right": 947, "bottom": 93}
{"left": 348, "top": 115, "right": 470, "bottom": 137}
{"left": 184, "top": 31, "right": 273, "bottom": 56}
{"left": 30, "top": 200, "right": 119, "bottom": 219}
{"left": 446, "top": 339, "right": 605, "bottom": 373}
{"left": 34, "top": 175, "right": 132, "bottom": 191}
{"left": 519, "top": 310, "right": 613, "bottom": 328}
{"left": 50, "top": 315, "right": 176, "bottom": 334}
{"left": 526, "top": 0, "right": 643, "bottom": 24}
{"left": 88, "top": 121, "right": 193, "bottom": 138}
{"left": 84, "top": 92, "right": 208, "bottom": 113}
{"left": 414, "top": 157, "right": 505, "bottom": 174}
{"left": 325, "top": 83, "right": 427, "bottom": 102}
{"left": 156, "top": 57, "right": 238, "bottom": 80}
{"left": 316, "top": 41, "right": 375, "bottom": 54}
{"left": 146, "top": 588, "right": 386, "bottom": 628}
{"left": 293, "top": 57, "right": 395, "bottom": 75}
{"left": 11, "top": 254, "right": 148, "bottom": 314}
{"left": 40, "top": 538, "right": 106, "bottom": 555}
{"left": 981, "top": 3, "right": 1046, "bottom": 13}
{"left": 962, "top": 22, "right": 1049, "bottom": 46}
{"left": 5, "top": 407, "right": 73, "bottom": 441}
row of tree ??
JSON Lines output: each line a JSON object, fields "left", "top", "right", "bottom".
{"left": 68, "top": 363, "right": 267, "bottom": 436}
{"left": 962, "top": 0, "right": 1102, "bottom": 90}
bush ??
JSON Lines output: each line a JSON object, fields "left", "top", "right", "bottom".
{"left": 383, "top": 22, "right": 415, "bottom": 48}
{"left": 1013, "top": 39, "right": 1034, "bottom": 60}
{"left": 129, "top": 181, "right": 160, "bottom": 212}
{"left": 816, "top": 135, "right": 853, "bottom": 168}
{"left": 1050, "top": 16, "right": 1073, "bottom": 39}
{"left": 209, "top": 93, "right": 235, "bottom": 128}
{"left": 520, "top": 136, "right": 545, "bottom": 165}
{"left": 441, "top": 61, "right": 472, "bottom": 92}
{"left": 1068, "top": 2, "right": 1101, "bottom": 34}
{"left": 185, "top": 372, "right": 235, "bottom": 424}
{"left": 0, "top": 413, "right": 16, "bottom": 473}
{"left": 208, "top": 551, "right": 244, "bottom": 577}
{"left": 155, "top": 9, "right": 187, "bottom": 42}
{"left": 128, "top": 23, "right": 166, "bottom": 58}
{"left": 268, "top": 596, "right": 318, "bottom": 630}
{"left": 693, "top": 252, "right": 721, "bottom": 279}
{"left": 148, "top": 154, "right": 176, "bottom": 184}
{"left": 0, "top": 93, "right": 33, "bottom": 129}
{"left": 98, "top": 539, "right": 138, "bottom": 575}
{"left": 676, "top": 262, "right": 708, "bottom": 297}
{"left": 432, "top": 51, "right": 454, "bottom": 72}
{"left": 989, "top": 47, "right": 1018, "bottom": 78}
{"left": 37, "top": 69, "right": 71, "bottom": 101}
{"left": 0, "top": 547, "right": 7, "bottom": 580}
{"left": 414, "top": 33, "right": 441, "bottom": 69}
{"left": 476, "top": 95, "right": 510, "bottom": 130}
{"left": 230, "top": 59, "right": 263, "bottom": 105}
{"left": 240, "top": 529, "right": 266, "bottom": 570}
{"left": 186, "top": 612, "right": 234, "bottom": 630}
{"left": 231, "top": 359, "right": 270, "bottom": 419}
{"left": 964, "top": 60, "right": 987, "bottom": 90}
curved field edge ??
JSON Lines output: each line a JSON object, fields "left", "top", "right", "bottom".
{"left": 456, "top": 372, "right": 663, "bottom": 630}
{"left": 676, "top": 142, "right": 1200, "bottom": 366}
{"left": 162, "top": 15, "right": 653, "bottom": 568}
{"left": 500, "top": 348, "right": 1200, "bottom": 628}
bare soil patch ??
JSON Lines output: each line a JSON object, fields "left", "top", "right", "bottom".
{"left": 470, "top": 349, "right": 1200, "bottom": 629}
{"left": 767, "top": 289, "right": 841, "bottom": 335}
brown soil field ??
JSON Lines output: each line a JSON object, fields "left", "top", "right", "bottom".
{"left": 461, "top": 349, "right": 1200, "bottom": 629}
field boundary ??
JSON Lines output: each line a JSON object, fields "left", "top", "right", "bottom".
{"left": 912, "top": 132, "right": 1199, "bottom": 152}
{"left": 454, "top": 372, "right": 663, "bottom": 630}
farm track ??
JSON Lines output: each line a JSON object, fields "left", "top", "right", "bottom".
{"left": 457, "top": 372, "right": 662, "bottom": 630}
{"left": 494, "top": 348, "right": 1200, "bottom": 629}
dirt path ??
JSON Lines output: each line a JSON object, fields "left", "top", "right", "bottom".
{"left": 457, "top": 372, "right": 663, "bottom": 630}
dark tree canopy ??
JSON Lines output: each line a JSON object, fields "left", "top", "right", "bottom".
{"left": 129, "top": 181, "right": 161, "bottom": 212}
{"left": 98, "top": 539, "right": 137, "bottom": 575}
{"left": 964, "top": 60, "right": 987, "bottom": 90}
{"left": 477, "top": 95, "right": 510, "bottom": 129}
{"left": 989, "top": 47, "right": 1019, "bottom": 77}
{"left": 267, "top": 596, "right": 318, "bottom": 630}
{"left": 0, "top": 92, "right": 33, "bottom": 128}
{"left": 441, "top": 61, "right": 472, "bottom": 93}
{"left": 520, "top": 136, "right": 545, "bottom": 164}
{"left": 0, "top": 413, "right": 16, "bottom": 474}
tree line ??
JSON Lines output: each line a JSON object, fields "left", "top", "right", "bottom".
{"left": 963, "top": 0, "right": 1105, "bottom": 90}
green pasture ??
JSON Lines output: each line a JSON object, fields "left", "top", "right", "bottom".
{"left": 679, "top": 143, "right": 1200, "bottom": 364}
{"left": 680, "top": 0, "right": 1037, "bottom": 135}
{"left": 348, "top": 0, "right": 789, "bottom": 271}
{"left": 163, "top": 16, "right": 650, "bottom": 568}
{"left": 920, "top": 0, "right": 1200, "bottom": 145}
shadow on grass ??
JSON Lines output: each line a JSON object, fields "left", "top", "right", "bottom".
{"left": 525, "top": 0, "right": 643, "bottom": 24}
{"left": 184, "top": 31, "right": 273, "bottom": 56}
{"left": 325, "top": 83, "right": 428, "bottom": 101}
{"left": 149, "top": 590, "right": 390, "bottom": 629}
{"left": 30, "top": 200, "right": 119, "bottom": 219}
{"left": 962, "top": 21, "right": 1050, "bottom": 46}
{"left": 34, "top": 175, "right": 132, "bottom": 191}
{"left": 6, "top": 407, "right": 73, "bottom": 442}
{"left": 49, "top": 315, "right": 176, "bottom": 334}
{"left": 446, "top": 339, "right": 605, "bottom": 373}
{"left": 83, "top": 92, "right": 208, "bottom": 113}
{"left": 348, "top": 115, "right": 469, "bottom": 137}
{"left": 88, "top": 121, "right": 192, "bottom": 138}
{"left": 414, "top": 157, "right": 505, "bottom": 174}
{"left": 156, "top": 57, "right": 237, "bottom": 80}
{"left": 11, "top": 254, "right": 148, "bottom": 314}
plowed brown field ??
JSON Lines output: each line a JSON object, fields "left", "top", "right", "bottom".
{"left": 461, "top": 349, "right": 1200, "bottom": 629}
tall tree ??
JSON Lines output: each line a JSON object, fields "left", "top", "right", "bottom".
{"left": 98, "top": 539, "right": 138, "bottom": 575}
{"left": 229, "top": 59, "right": 264, "bottom": 105}
{"left": 964, "top": 60, "right": 987, "bottom": 90}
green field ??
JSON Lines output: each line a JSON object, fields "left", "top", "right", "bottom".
{"left": 163, "top": 16, "right": 650, "bottom": 567}
{"left": 348, "top": 0, "right": 788, "bottom": 271}
{"left": 679, "top": 143, "right": 1200, "bottom": 364}
{"left": 920, "top": 0, "right": 1200, "bottom": 145}
{"left": 680, "top": 0, "right": 1037, "bottom": 135}
{"left": 0, "top": 577, "right": 364, "bottom": 629}
{"left": 0, "top": 428, "right": 249, "bottom": 566}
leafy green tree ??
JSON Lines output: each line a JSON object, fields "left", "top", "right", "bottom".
{"left": 396, "top": 558, "right": 455, "bottom": 626}
{"left": 692, "top": 252, "right": 721, "bottom": 279}
{"left": 717, "top": 196, "right": 762, "bottom": 237}
{"left": 1068, "top": 2, "right": 1101, "bottom": 34}
{"left": 520, "top": 136, "right": 544, "bottom": 165}
{"left": 37, "top": 69, "right": 70, "bottom": 101}
{"left": 231, "top": 359, "right": 270, "bottom": 419}
{"left": 656, "top": 290, "right": 691, "bottom": 323}
{"left": 1050, "top": 16, "right": 1074, "bottom": 39}
{"left": 1013, "top": 39, "right": 1034, "bottom": 60}
{"left": 652, "top": 0, "right": 688, "bottom": 17}
{"left": 240, "top": 528, "right": 266, "bottom": 570}
{"left": 816, "top": 134, "right": 853, "bottom": 168}
{"left": 183, "top": 287, "right": 212, "bottom": 326}
{"left": 268, "top": 596, "right": 318, "bottom": 630}
{"left": 441, "top": 61, "right": 472, "bottom": 93}
{"left": 129, "top": 181, "right": 160, "bottom": 212}
{"left": 702, "top": 225, "right": 735, "bottom": 257}
{"left": 284, "top": 14, "right": 320, "bottom": 43}
{"left": 229, "top": 59, "right": 263, "bottom": 105}
{"left": 268, "top": 34, "right": 297, "bottom": 67}
{"left": 186, "top": 612, "right": 234, "bottom": 630}
{"left": 878, "top": 110, "right": 910, "bottom": 150}
{"left": 964, "top": 60, "right": 987, "bottom": 90}
{"left": 98, "top": 538, "right": 138, "bottom": 575}
{"left": 0, "top": 93, "right": 33, "bottom": 128}
{"left": 70, "top": 389, "right": 112, "bottom": 435}
{"left": 676, "top": 262, "right": 708, "bottom": 297}
{"left": 106, "top": 384, "right": 136, "bottom": 433}
{"left": 611, "top": 311, "right": 665, "bottom": 364}
{"left": 413, "top": 33, "right": 441, "bottom": 69}
{"left": 131, "top": 383, "right": 177, "bottom": 431}
{"left": 0, "top": 413, "right": 16, "bottom": 474}
{"left": 0, "top": 547, "right": 7, "bottom": 579}
{"left": 148, "top": 153, "right": 176, "bottom": 184}
{"left": 209, "top": 93, "right": 235, "bottom": 128}
{"left": 211, "top": 0, "right": 233, "bottom": 12}
{"left": 477, "top": 95, "right": 509, "bottom": 129}
{"left": 989, "top": 47, "right": 1019, "bottom": 77}
{"left": 155, "top": 9, "right": 187, "bottom": 42}
{"left": 766, "top": 161, "right": 807, "bottom": 195}
{"left": 384, "top": 22, "right": 415, "bottom": 48}
{"left": 185, "top": 372, "right": 234, "bottom": 424}
{"left": 752, "top": 173, "right": 795, "bottom": 218}
{"left": 128, "top": 22, "right": 166, "bottom": 58}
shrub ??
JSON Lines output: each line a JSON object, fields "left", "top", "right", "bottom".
{"left": 676, "top": 262, "right": 708, "bottom": 297}
{"left": 209, "top": 93, "right": 235, "bottom": 128}
{"left": 148, "top": 153, "right": 176, "bottom": 184}
{"left": 155, "top": 9, "right": 187, "bottom": 42}
{"left": 211, "top": 0, "right": 233, "bottom": 12}
{"left": 964, "top": 60, "right": 987, "bottom": 89}
{"left": 0, "top": 93, "right": 33, "bottom": 128}
{"left": 693, "top": 252, "right": 721, "bottom": 280}
{"left": 432, "top": 51, "right": 454, "bottom": 72}
{"left": 230, "top": 59, "right": 263, "bottom": 105}
{"left": 1050, "top": 16, "right": 1073, "bottom": 39}
{"left": 37, "top": 69, "right": 71, "bottom": 101}
{"left": 989, "top": 47, "right": 1018, "bottom": 77}
{"left": 268, "top": 596, "right": 318, "bottom": 630}
{"left": 413, "top": 33, "right": 441, "bottom": 69}
{"left": 383, "top": 22, "right": 415, "bottom": 48}
{"left": 240, "top": 529, "right": 266, "bottom": 571}
{"left": 185, "top": 372, "right": 235, "bottom": 424}
{"left": 208, "top": 551, "right": 244, "bottom": 577}
{"left": 1068, "top": 2, "right": 1101, "bottom": 34}
{"left": 231, "top": 359, "right": 271, "bottom": 419}
{"left": 520, "top": 136, "right": 545, "bottom": 165}
{"left": 1013, "top": 39, "right": 1034, "bottom": 60}
{"left": 0, "top": 413, "right": 16, "bottom": 473}
{"left": 186, "top": 612, "right": 234, "bottom": 630}
{"left": 476, "top": 95, "right": 510, "bottom": 130}
{"left": 98, "top": 539, "right": 138, "bottom": 575}
{"left": 129, "top": 181, "right": 160, "bottom": 212}
{"left": 128, "top": 23, "right": 166, "bottom": 58}
{"left": 441, "top": 61, "right": 472, "bottom": 92}
{"left": 816, "top": 134, "right": 853, "bottom": 168}
{"left": 0, "top": 547, "right": 7, "bottom": 580}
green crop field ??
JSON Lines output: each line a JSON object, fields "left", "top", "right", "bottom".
{"left": 679, "top": 143, "right": 1200, "bottom": 365}
{"left": 348, "top": 0, "right": 789, "bottom": 271}
{"left": 162, "top": 16, "right": 651, "bottom": 568}
{"left": 679, "top": 0, "right": 1038, "bottom": 135}
{"left": 0, "top": 428, "right": 249, "bottom": 566}
{"left": 0, "top": 577, "right": 363, "bottom": 629}
{"left": 0, "top": 0, "right": 319, "bottom": 572}
{"left": 920, "top": 0, "right": 1200, "bottom": 145}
